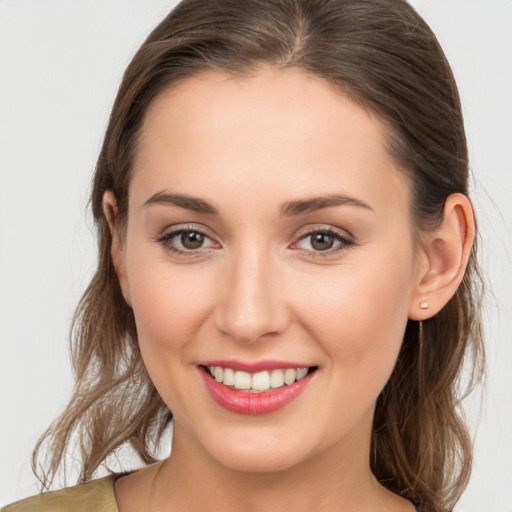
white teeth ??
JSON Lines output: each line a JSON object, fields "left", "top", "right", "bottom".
{"left": 284, "top": 368, "right": 297, "bottom": 385}
{"left": 270, "top": 369, "right": 284, "bottom": 388}
{"left": 207, "top": 365, "right": 311, "bottom": 392}
{"left": 223, "top": 367, "right": 235, "bottom": 386}
{"left": 252, "top": 371, "right": 271, "bottom": 391}
{"left": 234, "top": 370, "right": 252, "bottom": 390}
{"left": 296, "top": 368, "right": 308, "bottom": 381}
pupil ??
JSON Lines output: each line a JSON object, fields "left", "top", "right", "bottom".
{"left": 312, "top": 233, "right": 333, "bottom": 251}
{"left": 182, "top": 231, "right": 204, "bottom": 249}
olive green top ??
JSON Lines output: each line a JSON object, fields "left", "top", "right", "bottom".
{"left": 1, "top": 477, "right": 118, "bottom": 512}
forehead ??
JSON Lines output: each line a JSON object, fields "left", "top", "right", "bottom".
{"left": 138, "top": 66, "right": 385, "bottom": 158}
{"left": 130, "top": 66, "right": 409, "bottom": 218}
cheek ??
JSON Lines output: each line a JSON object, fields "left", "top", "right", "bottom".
{"left": 294, "top": 254, "right": 414, "bottom": 379}
{"left": 125, "top": 247, "right": 217, "bottom": 368}
{"left": 126, "top": 257, "right": 219, "bottom": 412}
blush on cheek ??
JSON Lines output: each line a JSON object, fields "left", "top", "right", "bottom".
{"left": 297, "top": 268, "right": 410, "bottom": 371}
{"left": 129, "top": 266, "right": 216, "bottom": 352}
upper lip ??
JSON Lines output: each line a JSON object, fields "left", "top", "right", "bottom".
{"left": 200, "top": 359, "right": 314, "bottom": 373}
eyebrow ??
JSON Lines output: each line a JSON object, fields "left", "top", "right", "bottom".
{"left": 143, "top": 191, "right": 373, "bottom": 216}
{"left": 280, "top": 194, "right": 373, "bottom": 216}
{"left": 144, "top": 191, "right": 220, "bottom": 215}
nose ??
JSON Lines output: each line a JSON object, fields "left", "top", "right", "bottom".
{"left": 214, "top": 246, "right": 289, "bottom": 346}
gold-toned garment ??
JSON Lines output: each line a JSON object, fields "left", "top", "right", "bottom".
{"left": 1, "top": 476, "right": 118, "bottom": 512}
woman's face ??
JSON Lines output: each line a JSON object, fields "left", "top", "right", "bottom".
{"left": 116, "top": 67, "right": 423, "bottom": 473}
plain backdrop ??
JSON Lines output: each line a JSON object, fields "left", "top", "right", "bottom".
{"left": 0, "top": 1, "right": 511, "bottom": 510}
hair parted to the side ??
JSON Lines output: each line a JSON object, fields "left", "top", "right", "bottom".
{"left": 32, "top": 1, "right": 485, "bottom": 510}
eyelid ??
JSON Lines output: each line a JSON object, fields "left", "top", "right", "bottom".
{"left": 158, "top": 223, "right": 216, "bottom": 240}
{"left": 294, "top": 224, "right": 353, "bottom": 240}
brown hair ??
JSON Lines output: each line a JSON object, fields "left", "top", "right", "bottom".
{"left": 32, "top": 1, "right": 485, "bottom": 510}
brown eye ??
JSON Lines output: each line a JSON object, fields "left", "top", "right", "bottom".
{"left": 181, "top": 231, "right": 205, "bottom": 249}
{"left": 310, "top": 232, "right": 335, "bottom": 251}
{"left": 294, "top": 228, "right": 353, "bottom": 257}
{"left": 159, "top": 228, "right": 216, "bottom": 255}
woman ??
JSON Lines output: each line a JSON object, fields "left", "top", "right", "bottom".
{"left": 2, "top": 0, "right": 484, "bottom": 511}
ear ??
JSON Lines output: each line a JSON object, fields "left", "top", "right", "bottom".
{"left": 102, "top": 191, "right": 132, "bottom": 307}
{"left": 409, "top": 193, "right": 475, "bottom": 321}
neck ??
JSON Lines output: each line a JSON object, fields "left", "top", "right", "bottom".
{"left": 152, "top": 420, "right": 383, "bottom": 512}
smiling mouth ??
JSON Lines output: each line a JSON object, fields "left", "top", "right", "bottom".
{"left": 201, "top": 365, "right": 318, "bottom": 393}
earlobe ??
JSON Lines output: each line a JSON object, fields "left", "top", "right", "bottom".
{"left": 102, "top": 191, "right": 132, "bottom": 307}
{"left": 409, "top": 193, "right": 475, "bottom": 321}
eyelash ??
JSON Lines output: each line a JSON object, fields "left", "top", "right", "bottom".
{"left": 157, "top": 225, "right": 354, "bottom": 258}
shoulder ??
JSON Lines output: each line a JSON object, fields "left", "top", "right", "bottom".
{"left": 1, "top": 476, "right": 118, "bottom": 512}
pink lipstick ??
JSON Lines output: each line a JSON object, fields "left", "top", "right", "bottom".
{"left": 199, "top": 362, "right": 316, "bottom": 415}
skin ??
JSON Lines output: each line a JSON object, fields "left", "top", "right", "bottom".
{"left": 106, "top": 66, "right": 475, "bottom": 511}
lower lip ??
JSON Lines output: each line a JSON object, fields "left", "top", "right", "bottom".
{"left": 200, "top": 368, "right": 314, "bottom": 415}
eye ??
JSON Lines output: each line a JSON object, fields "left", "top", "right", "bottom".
{"left": 158, "top": 227, "right": 217, "bottom": 255}
{"left": 293, "top": 228, "right": 353, "bottom": 256}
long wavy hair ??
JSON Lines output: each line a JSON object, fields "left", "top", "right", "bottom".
{"left": 32, "top": 1, "right": 485, "bottom": 510}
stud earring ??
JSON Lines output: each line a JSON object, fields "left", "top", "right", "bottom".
{"left": 419, "top": 302, "right": 429, "bottom": 310}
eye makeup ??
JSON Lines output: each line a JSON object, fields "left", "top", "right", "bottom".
{"left": 156, "top": 224, "right": 355, "bottom": 259}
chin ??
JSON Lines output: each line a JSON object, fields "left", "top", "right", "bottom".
{"left": 198, "top": 427, "right": 322, "bottom": 474}
{"left": 216, "top": 447, "right": 310, "bottom": 474}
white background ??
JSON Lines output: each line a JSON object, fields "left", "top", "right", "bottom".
{"left": 0, "top": 1, "right": 511, "bottom": 510}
